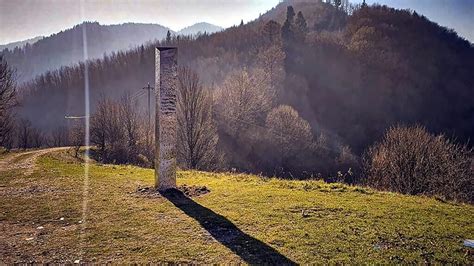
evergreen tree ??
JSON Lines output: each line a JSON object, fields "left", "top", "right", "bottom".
{"left": 281, "top": 20, "right": 293, "bottom": 43}
{"left": 286, "top": 6, "right": 296, "bottom": 23}
{"left": 166, "top": 30, "right": 172, "bottom": 43}
{"left": 281, "top": 6, "right": 296, "bottom": 43}
{"left": 295, "top": 11, "right": 308, "bottom": 41}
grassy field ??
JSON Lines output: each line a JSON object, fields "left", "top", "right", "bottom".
{"left": 0, "top": 150, "right": 473, "bottom": 264}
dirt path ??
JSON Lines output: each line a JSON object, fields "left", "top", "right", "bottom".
{"left": 0, "top": 147, "right": 69, "bottom": 176}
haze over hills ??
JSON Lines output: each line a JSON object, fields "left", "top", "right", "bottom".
{"left": 177, "top": 22, "right": 223, "bottom": 36}
{"left": 0, "top": 36, "right": 44, "bottom": 51}
{"left": 1, "top": 21, "right": 222, "bottom": 83}
{"left": 2, "top": 22, "right": 170, "bottom": 83}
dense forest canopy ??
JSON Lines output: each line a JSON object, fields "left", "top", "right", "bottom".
{"left": 4, "top": 0, "right": 474, "bottom": 177}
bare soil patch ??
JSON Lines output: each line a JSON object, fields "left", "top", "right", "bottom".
{"left": 135, "top": 185, "right": 210, "bottom": 198}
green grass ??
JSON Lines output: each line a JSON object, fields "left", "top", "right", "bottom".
{"left": 1, "top": 151, "right": 473, "bottom": 264}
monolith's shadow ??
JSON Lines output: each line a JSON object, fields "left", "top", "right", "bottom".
{"left": 161, "top": 189, "right": 296, "bottom": 265}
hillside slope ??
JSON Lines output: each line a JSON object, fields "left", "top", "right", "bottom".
{"left": 0, "top": 149, "right": 472, "bottom": 263}
{"left": 2, "top": 22, "right": 171, "bottom": 83}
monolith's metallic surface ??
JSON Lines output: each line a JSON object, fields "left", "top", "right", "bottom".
{"left": 155, "top": 47, "right": 178, "bottom": 191}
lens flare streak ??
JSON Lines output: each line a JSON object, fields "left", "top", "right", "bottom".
{"left": 79, "top": 0, "right": 90, "bottom": 260}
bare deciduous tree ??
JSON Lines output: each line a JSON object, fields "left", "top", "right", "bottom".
{"left": 30, "top": 127, "right": 45, "bottom": 148}
{"left": 17, "top": 119, "right": 32, "bottom": 150}
{"left": 0, "top": 56, "right": 17, "bottom": 149}
{"left": 70, "top": 121, "right": 84, "bottom": 158}
{"left": 119, "top": 93, "right": 141, "bottom": 162}
{"left": 259, "top": 105, "right": 316, "bottom": 177}
{"left": 214, "top": 68, "right": 275, "bottom": 137}
{"left": 265, "top": 105, "right": 313, "bottom": 160}
{"left": 104, "top": 100, "right": 124, "bottom": 158}
{"left": 90, "top": 94, "right": 147, "bottom": 165}
{"left": 177, "top": 67, "right": 218, "bottom": 170}
{"left": 51, "top": 126, "right": 69, "bottom": 147}
{"left": 257, "top": 45, "right": 285, "bottom": 96}
{"left": 90, "top": 97, "right": 109, "bottom": 155}
{"left": 90, "top": 97, "right": 124, "bottom": 161}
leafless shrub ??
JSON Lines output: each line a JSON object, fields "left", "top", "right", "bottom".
{"left": 364, "top": 125, "right": 473, "bottom": 202}
{"left": 69, "top": 122, "right": 84, "bottom": 158}
{"left": 335, "top": 145, "right": 359, "bottom": 183}
{"left": 139, "top": 123, "right": 154, "bottom": 167}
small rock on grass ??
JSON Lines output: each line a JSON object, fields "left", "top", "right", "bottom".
{"left": 464, "top": 239, "right": 474, "bottom": 248}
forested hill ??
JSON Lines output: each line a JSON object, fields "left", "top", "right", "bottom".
{"left": 16, "top": 0, "right": 474, "bottom": 156}
{"left": 2, "top": 22, "right": 171, "bottom": 83}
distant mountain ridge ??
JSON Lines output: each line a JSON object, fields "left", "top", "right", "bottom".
{"left": 1, "top": 21, "right": 222, "bottom": 83}
{"left": 178, "top": 22, "right": 223, "bottom": 36}
{"left": 0, "top": 36, "right": 44, "bottom": 51}
{"left": 2, "top": 22, "right": 171, "bottom": 83}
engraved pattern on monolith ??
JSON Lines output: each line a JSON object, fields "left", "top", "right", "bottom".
{"left": 155, "top": 47, "right": 178, "bottom": 191}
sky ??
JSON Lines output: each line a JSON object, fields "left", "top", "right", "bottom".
{"left": 0, "top": 0, "right": 473, "bottom": 45}
{"left": 0, "top": 0, "right": 279, "bottom": 44}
